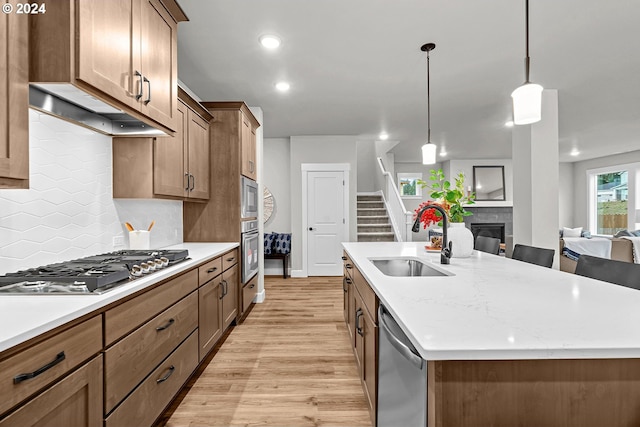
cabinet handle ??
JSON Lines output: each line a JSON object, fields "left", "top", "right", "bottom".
{"left": 355, "top": 309, "right": 363, "bottom": 336}
{"left": 155, "top": 318, "right": 175, "bottom": 331}
{"left": 343, "top": 277, "right": 348, "bottom": 293}
{"left": 13, "top": 351, "right": 66, "bottom": 384}
{"left": 226, "top": 257, "right": 235, "bottom": 262}
{"left": 156, "top": 365, "right": 175, "bottom": 384}
{"left": 220, "top": 280, "right": 228, "bottom": 299}
{"left": 249, "top": 160, "right": 254, "bottom": 173}
{"left": 345, "top": 277, "right": 352, "bottom": 284}
{"left": 135, "top": 71, "right": 143, "bottom": 100}
{"left": 207, "top": 267, "right": 218, "bottom": 273}
{"left": 144, "top": 76, "right": 151, "bottom": 104}
{"left": 190, "top": 174, "right": 195, "bottom": 191}
{"left": 341, "top": 256, "right": 347, "bottom": 261}
{"left": 184, "top": 173, "right": 190, "bottom": 191}
{"left": 345, "top": 263, "right": 353, "bottom": 269}
{"left": 249, "top": 284, "right": 255, "bottom": 289}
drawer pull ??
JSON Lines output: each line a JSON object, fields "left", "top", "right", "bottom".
{"left": 156, "top": 365, "right": 175, "bottom": 384}
{"left": 249, "top": 284, "right": 255, "bottom": 289}
{"left": 341, "top": 256, "right": 347, "bottom": 261}
{"left": 355, "top": 309, "right": 364, "bottom": 337}
{"left": 207, "top": 267, "right": 218, "bottom": 273}
{"left": 345, "top": 263, "right": 353, "bottom": 269}
{"left": 13, "top": 351, "right": 66, "bottom": 384}
{"left": 226, "top": 257, "right": 235, "bottom": 262}
{"left": 155, "top": 318, "right": 175, "bottom": 331}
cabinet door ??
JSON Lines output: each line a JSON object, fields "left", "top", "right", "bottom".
{"left": 0, "top": 356, "right": 102, "bottom": 427}
{"left": 240, "top": 115, "right": 252, "bottom": 178}
{"left": 198, "top": 279, "right": 222, "bottom": 361}
{"left": 154, "top": 100, "right": 187, "bottom": 198}
{"left": 221, "top": 264, "right": 239, "bottom": 330}
{"left": 0, "top": 11, "right": 28, "bottom": 188}
{"left": 353, "top": 292, "right": 364, "bottom": 370}
{"left": 361, "top": 307, "right": 378, "bottom": 425}
{"left": 76, "top": 0, "right": 136, "bottom": 108}
{"left": 343, "top": 276, "right": 353, "bottom": 341}
{"left": 139, "top": 0, "right": 177, "bottom": 131}
{"left": 249, "top": 126, "right": 257, "bottom": 180}
{"left": 186, "top": 109, "right": 210, "bottom": 200}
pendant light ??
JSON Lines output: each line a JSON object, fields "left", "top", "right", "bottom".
{"left": 511, "top": 0, "right": 543, "bottom": 125}
{"left": 421, "top": 43, "right": 437, "bottom": 165}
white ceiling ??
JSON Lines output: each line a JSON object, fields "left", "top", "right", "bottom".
{"left": 176, "top": 0, "right": 640, "bottom": 163}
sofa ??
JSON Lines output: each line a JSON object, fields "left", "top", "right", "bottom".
{"left": 560, "top": 238, "right": 634, "bottom": 273}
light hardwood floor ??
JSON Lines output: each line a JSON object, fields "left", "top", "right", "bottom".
{"left": 157, "top": 276, "right": 372, "bottom": 427}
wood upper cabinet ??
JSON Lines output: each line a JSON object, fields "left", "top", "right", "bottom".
{"left": 241, "top": 113, "right": 257, "bottom": 180}
{"left": 0, "top": 356, "right": 103, "bottom": 427}
{"left": 0, "top": 11, "right": 28, "bottom": 189}
{"left": 30, "top": 0, "right": 187, "bottom": 134}
{"left": 113, "top": 91, "right": 211, "bottom": 201}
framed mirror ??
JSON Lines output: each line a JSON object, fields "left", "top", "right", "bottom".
{"left": 473, "top": 166, "right": 505, "bottom": 201}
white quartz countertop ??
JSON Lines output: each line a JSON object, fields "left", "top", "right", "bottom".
{"left": 343, "top": 242, "right": 640, "bottom": 361}
{"left": 0, "top": 242, "right": 238, "bottom": 353}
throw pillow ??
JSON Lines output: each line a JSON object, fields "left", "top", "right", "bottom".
{"left": 632, "top": 230, "right": 640, "bottom": 237}
{"left": 264, "top": 233, "right": 276, "bottom": 255}
{"left": 614, "top": 229, "right": 633, "bottom": 237}
{"left": 581, "top": 230, "right": 592, "bottom": 238}
{"left": 562, "top": 227, "right": 582, "bottom": 238}
{"left": 274, "top": 233, "right": 292, "bottom": 254}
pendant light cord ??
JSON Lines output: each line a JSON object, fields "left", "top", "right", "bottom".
{"left": 524, "top": 0, "right": 531, "bottom": 83}
{"left": 427, "top": 48, "right": 431, "bottom": 143}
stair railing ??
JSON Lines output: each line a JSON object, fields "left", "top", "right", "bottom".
{"left": 376, "top": 157, "right": 414, "bottom": 242}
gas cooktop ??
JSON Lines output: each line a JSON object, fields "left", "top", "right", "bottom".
{"left": 0, "top": 249, "right": 189, "bottom": 294}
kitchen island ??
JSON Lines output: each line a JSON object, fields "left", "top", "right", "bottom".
{"left": 343, "top": 241, "right": 640, "bottom": 427}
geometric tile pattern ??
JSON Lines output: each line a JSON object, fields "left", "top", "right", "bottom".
{"left": 0, "top": 110, "right": 183, "bottom": 274}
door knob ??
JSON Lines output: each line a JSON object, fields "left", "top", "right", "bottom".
{"left": 308, "top": 227, "right": 314, "bottom": 231}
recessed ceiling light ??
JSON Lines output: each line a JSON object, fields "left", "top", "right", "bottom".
{"left": 379, "top": 132, "right": 389, "bottom": 140}
{"left": 259, "top": 35, "right": 281, "bottom": 49}
{"left": 570, "top": 149, "right": 580, "bottom": 156}
{"left": 439, "top": 150, "right": 447, "bottom": 157}
{"left": 505, "top": 120, "right": 514, "bottom": 127}
{"left": 275, "top": 82, "right": 290, "bottom": 92}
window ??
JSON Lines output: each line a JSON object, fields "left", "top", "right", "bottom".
{"left": 397, "top": 173, "right": 422, "bottom": 199}
{"left": 588, "top": 163, "right": 639, "bottom": 235}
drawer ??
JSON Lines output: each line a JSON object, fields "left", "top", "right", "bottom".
{"left": 105, "top": 269, "right": 198, "bottom": 345}
{"left": 198, "top": 256, "right": 222, "bottom": 286}
{"left": 104, "top": 292, "right": 198, "bottom": 412}
{"left": 105, "top": 331, "right": 199, "bottom": 427}
{"left": 0, "top": 316, "right": 102, "bottom": 416}
{"left": 343, "top": 251, "right": 354, "bottom": 278}
{"left": 242, "top": 275, "right": 258, "bottom": 314}
{"left": 222, "top": 248, "right": 238, "bottom": 271}
{"left": 353, "top": 266, "right": 378, "bottom": 323}
{"left": 0, "top": 356, "right": 103, "bottom": 427}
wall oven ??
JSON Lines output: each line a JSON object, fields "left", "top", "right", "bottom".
{"left": 241, "top": 220, "right": 259, "bottom": 283}
{"left": 241, "top": 176, "right": 259, "bottom": 219}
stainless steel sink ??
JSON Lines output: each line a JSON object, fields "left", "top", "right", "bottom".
{"left": 370, "top": 258, "right": 451, "bottom": 277}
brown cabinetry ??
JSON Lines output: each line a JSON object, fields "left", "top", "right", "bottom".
{"left": 241, "top": 114, "right": 257, "bottom": 180}
{"left": 0, "top": 11, "right": 28, "bottom": 189}
{"left": 0, "top": 356, "right": 103, "bottom": 427}
{"left": 113, "top": 89, "right": 211, "bottom": 201}
{"left": 344, "top": 257, "right": 378, "bottom": 426}
{"left": 30, "top": 0, "right": 186, "bottom": 134}
{"left": 242, "top": 274, "right": 259, "bottom": 314}
{"left": 198, "top": 249, "right": 239, "bottom": 361}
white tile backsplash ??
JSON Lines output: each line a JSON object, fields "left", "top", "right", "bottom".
{"left": 0, "top": 110, "right": 183, "bottom": 274}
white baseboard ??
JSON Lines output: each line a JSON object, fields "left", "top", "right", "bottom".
{"left": 291, "top": 270, "right": 307, "bottom": 278}
{"left": 254, "top": 290, "right": 265, "bottom": 303}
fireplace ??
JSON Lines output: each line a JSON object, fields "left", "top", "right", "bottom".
{"left": 471, "top": 223, "right": 505, "bottom": 243}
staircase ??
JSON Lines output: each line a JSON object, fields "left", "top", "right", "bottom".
{"left": 357, "top": 194, "right": 395, "bottom": 242}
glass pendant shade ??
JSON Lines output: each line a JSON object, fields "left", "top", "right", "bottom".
{"left": 422, "top": 142, "right": 437, "bottom": 165}
{"left": 511, "top": 82, "right": 543, "bottom": 125}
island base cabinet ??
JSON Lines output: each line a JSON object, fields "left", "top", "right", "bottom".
{"left": 428, "top": 358, "right": 640, "bottom": 427}
{"left": 105, "top": 331, "right": 198, "bottom": 427}
{"left": 0, "top": 355, "right": 103, "bottom": 427}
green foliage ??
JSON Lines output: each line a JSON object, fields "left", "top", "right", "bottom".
{"left": 417, "top": 169, "right": 475, "bottom": 223}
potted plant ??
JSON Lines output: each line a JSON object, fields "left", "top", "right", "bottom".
{"left": 414, "top": 169, "right": 476, "bottom": 257}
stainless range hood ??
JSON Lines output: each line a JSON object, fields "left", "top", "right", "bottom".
{"left": 29, "top": 84, "right": 169, "bottom": 137}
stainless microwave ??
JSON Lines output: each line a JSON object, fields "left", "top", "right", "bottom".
{"left": 241, "top": 176, "right": 259, "bottom": 219}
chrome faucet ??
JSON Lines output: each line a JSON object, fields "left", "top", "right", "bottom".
{"left": 412, "top": 204, "right": 452, "bottom": 264}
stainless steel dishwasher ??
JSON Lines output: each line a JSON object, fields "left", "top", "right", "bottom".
{"left": 377, "top": 304, "right": 427, "bottom": 427}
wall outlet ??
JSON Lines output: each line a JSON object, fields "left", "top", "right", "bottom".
{"left": 113, "top": 235, "right": 125, "bottom": 248}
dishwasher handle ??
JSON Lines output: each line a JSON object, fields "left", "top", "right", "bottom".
{"left": 378, "top": 305, "right": 424, "bottom": 370}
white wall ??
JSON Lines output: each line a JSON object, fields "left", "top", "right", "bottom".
{"left": 572, "top": 149, "right": 640, "bottom": 229}
{"left": 290, "top": 136, "right": 358, "bottom": 275}
{"left": 356, "top": 141, "right": 376, "bottom": 192}
{"left": 558, "top": 162, "right": 575, "bottom": 228}
{"left": 263, "top": 137, "right": 292, "bottom": 276}
{"left": 0, "top": 110, "right": 183, "bottom": 274}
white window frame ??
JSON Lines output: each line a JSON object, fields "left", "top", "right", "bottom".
{"left": 586, "top": 162, "right": 640, "bottom": 236}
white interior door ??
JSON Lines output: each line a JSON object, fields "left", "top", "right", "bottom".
{"left": 307, "top": 171, "right": 346, "bottom": 276}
